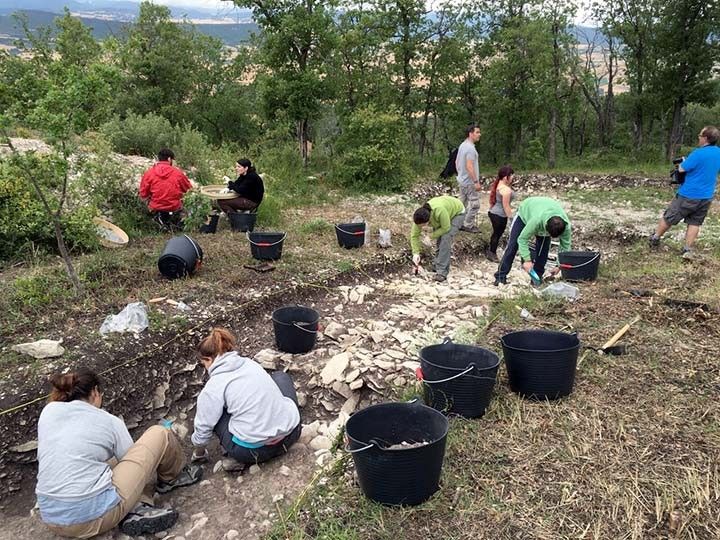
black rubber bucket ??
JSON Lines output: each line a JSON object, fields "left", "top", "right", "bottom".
{"left": 248, "top": 232, "right": 286, "bottom": 260}
{"left": 335, "top": 222, "right": 365, "bottom": 249}
{"left": 271, "top": 306, "right": 319, "bottom": 353}
{"left": 559, "top": 251, "right": 600, "bottom": 281}
{"left": 229, "top": 212, "right": 257, "bottom": 232}
{"left": 345, "top": 401, "right": 448, "bottom": 506}
{"left": 157, "top": 235, "right": 203, "bottom": 280}
{"left": 501, "top": 330, "right": 580, "bottom": 400}
{"left": 418, "top": 339, "right": 500, "bottom": 418}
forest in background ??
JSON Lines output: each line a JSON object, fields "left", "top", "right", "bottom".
{"left": 0, "top": 0, "right": 718, "bottom": 264}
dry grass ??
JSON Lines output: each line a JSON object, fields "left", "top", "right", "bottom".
{"left": 270, "top": 245, "right": 720, "bottom": 540}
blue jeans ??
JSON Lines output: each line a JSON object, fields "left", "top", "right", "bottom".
{"left": 213, "top": 371, "right": 301, "bottom": 465}
{"left": 494, "top": 216, "right": 552, "bottom": 281}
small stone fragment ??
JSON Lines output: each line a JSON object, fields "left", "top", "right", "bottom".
{"left": 272, "top": 493, "right": 284, "bottom": 503}
{"left": 349, "top": 379, "right": 364, "bottom": 390}
{"left": 323, "top": 321, "right": 347, "bottom": 340}
{"left": 249, "top": 464, "right": 261, "bottom": 475}
{"left": 309, "top": 435, "right": 332, "bottom": 451}
{"left": 279, "top": 465, "right": 291, "bottom": 477}
{"left": 320, "top": 352, "right": 350, "bottom": 385}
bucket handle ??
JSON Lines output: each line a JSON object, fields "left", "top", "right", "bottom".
{"left": 246, "top": 232, "right": 287, "bottom": 247}
{"left": 183, "top": 234, "right": 202, "bottom": 261}
{"left": 335, "top": 225, "right": 366, "bottom": 236}
{"left": 559, "top": 253, "right": 600, "bottom": 269}
{"left": 420, "top": 365, "right": 476, "bottom": 384}
{"left": 344, "top": 442, "right": 374, "bottom": 454}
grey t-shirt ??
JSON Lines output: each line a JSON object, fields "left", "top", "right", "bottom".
{"left": 455, "top": 140, "right": 479, "bottom": 187}
{"left": 36, "top": 400, "right": 133, "bottom": 500}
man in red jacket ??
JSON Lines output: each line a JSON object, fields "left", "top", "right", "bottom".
{"left": 139, "top": 148, "right": 192, "bottom": 230}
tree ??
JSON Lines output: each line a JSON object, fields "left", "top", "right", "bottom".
{"left": 230, "top": 0, "right": 338, "bottom": 166}
{"left": 652, "top": 0, "right": 720, "bottom": 158}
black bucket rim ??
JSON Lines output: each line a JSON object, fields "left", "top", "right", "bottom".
{"left": 419, "top": 343, "right": 500, "bottom": 377}
{"left": 345, "top": 400, "right": 449, "bottom": 452}
{"left": 271, "top": 305, "right": 320, "bottom": 328}
{"left": 501, "top": 329, "right": 580, "bottom": 353}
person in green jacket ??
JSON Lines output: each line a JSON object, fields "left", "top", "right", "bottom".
{"left": 410, "top": 195, "right": 466, "bottom": 282}
{"left": 493, "top": 196, "right": 571, "bottom": 285}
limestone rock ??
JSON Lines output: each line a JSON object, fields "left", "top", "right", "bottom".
{"left": 323, "top": 321, "right": 347, "bottom": 340}
{"left": 349, "top": 379, "right": 364, "bottom": 390}
{"left": 249, "top": 464, "right": 261, "bottom": 475}
{"left": 345, "top": 369, "right": 360, "bottom": 383}
{"left": 279, "top": 465, "right": 291, "bottom": 477}
{"left": 309, "top": 435, "right": 332, "bottom": 451}
{"left": 254, "top": 348, "right": 279, "bottom": 370}
{"left": 320, "top": 352, "right": 350, "bottom": 385}
{"left": 11, "top": 339, "right": 64, "bottom": 359}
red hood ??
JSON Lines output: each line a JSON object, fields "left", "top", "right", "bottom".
{"left": 152, "top": 162, "right": 176, "bottom": 179}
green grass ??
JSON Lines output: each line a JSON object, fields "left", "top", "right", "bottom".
{"left": 564, "top": 186, "right": 670, "bottom": 211}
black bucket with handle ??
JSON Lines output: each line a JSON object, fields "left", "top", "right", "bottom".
{"left": 345, "top": 400, "right": 448, "bottom": 506}
{"left": 157, "top": 235, "right": 203, "bottom": 280}
{"left": 501, "top": 330, "right": 580, "bottom": 400}
{"left": 229, "top": 211, "right": 257, "bottom": 232}
{"left": 558, "top": 251, "right": 601, "bottom": 281}
{"left": 248, "top": 232, "right": 286, "bottom": 260}
{"left": 271, "top": 306, "right": 319, "bottom": 353}
{"left": 335, "top": 222, "right": 366, "bottom": 249}
{"left": 418, "top": 338, "right": 500, "bottom": 418}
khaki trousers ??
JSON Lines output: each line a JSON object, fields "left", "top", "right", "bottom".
{"left": 45, "top": 425, "right": 186, "bottom": 539}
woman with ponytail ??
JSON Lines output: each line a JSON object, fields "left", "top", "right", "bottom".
{"left": 218, "top": 158, "right": 265, "bottom": 214}
{"left": 410, "top": 195, "right": 466, "bottom": 282}
{"left": 36, "top": 368, "right": 202, "bottom": 537}
{"left": 486, "top": 165, "right": 516, "bottom": 261}
{"left": 190, "top": 328, "right": 301, "bottom": 471}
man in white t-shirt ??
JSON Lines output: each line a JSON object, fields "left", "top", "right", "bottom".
{"left": 455, "top": 123, "right": 482, "bottom": 232}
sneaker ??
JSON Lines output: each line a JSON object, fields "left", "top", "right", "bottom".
{"left": 221, "top": 457, "right": 246, "bottom": 473}
{"left": 460, "top": 225, "right": 481, "bottom": 233}
{"left": 485, "top": 249, "right": 499, "bottom": 262}
{"left": 433, "top": 274, "right": 447, "bottom": 282}
{"left": 119, "top": 503, "right": 178, "bottom": 536}
{"left": 493, "top": 277, "right": 507, "bottom": 286}
{"left": 681, "top": 249, "right": 695, "bottom": 260}
{"left": 156, "top": 464, "right": 203, "bottom": 494}
{"left": 648, "top": 235, "right": 660, "bottom": 249}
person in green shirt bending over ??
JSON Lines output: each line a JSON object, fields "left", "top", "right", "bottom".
{"left": 493, "top": 196, "right": 571, "bottom": 286}
{"left": 410, "top": 195, "right": 466, "bottom": 282}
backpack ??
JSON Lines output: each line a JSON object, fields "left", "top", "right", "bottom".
{"left": 439, "top": 148, "right": 459, "bottom": 179}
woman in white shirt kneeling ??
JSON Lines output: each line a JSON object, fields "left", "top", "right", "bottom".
{"left": 190, "top": 327, "right": 301, "bottom": 472}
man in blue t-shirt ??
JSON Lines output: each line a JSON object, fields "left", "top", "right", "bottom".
{"left": 650, "top": 126, "right": 720, "bottom": 259}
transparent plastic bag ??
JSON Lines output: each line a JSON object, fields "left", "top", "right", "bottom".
{"left": 541, "top": 282, "right": 580, "bottom": 301}
{"left": 378, "top": 229, "right": 392, "bottom": 248}
{"left": 99, "top": 302, "right": 149, "bottom": 335}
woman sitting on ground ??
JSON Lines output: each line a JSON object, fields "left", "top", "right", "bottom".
{"left": 486, "top": 165, "right": 516, "bottom": 262}
{"left": 410, "top": 195, "right": 466, "bottom": 282}
{"left": 36, "top": 369, "right": 202, "bottom": 538}
{"left": 190, "top": 328, "right": 301, "bottom": 471}
{"left": 218, "top": 158, "right": 265, "bottom": 214}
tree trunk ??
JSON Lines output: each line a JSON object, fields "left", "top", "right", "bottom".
{"left": 548, "top": 107, "right": 557, "bottom": 168}
{"left": 666, "top": 99, "right": 684, "bottom": 160}
{"left": 297, "top": 119, "right": 309, "bottom": 167}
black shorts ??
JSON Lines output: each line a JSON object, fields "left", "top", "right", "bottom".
{"left": 663, "top": 195, "right": 712, "bottom": 226}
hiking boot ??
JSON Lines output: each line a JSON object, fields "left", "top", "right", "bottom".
{"left": 119, "top": 503, "right": 178, "bottom": 536}
{"left": 485, "top": 249, "right": 499, "bottom": 262}
{"left": 433, "top": 274, "right": 447, "bottom": 282}
{"left": 156, "top": 464, "right": 203, "bottom": 494}
{"left": 493, "top": 277, "right": 507, "bottom": 286}
{"left": 221, "top": 457, "right": 246, "bottom": 473}
{"left": 648, "top": 235, "right": 660, "bottom": 249}
{"left": 460, "top": 225, "right": 481, "bottom": 233}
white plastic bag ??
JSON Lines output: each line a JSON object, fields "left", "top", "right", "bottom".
{"left": 378, "top": 229, "right": 392, "bottom": 248}
{"left": 99, "top": 302, "right": 149, "bottom": 335}
{"left": 541, "top": 282, "right": 580, "bottom": 301}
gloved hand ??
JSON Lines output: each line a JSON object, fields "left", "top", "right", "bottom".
{"left": 222, "top": 175, "right": 231, "bottom": 183}
{"left": 522, "top": 261, "right": 534, "bottom": 273}
{"left": 191, "top": 447, "right": 209, "bottom": 463}
{"left": 412, "top": 254, "right": 421, "bottom": 266}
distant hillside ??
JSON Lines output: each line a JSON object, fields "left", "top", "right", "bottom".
{"left": 0, "top": 9, "right": 257, "bottom": 49}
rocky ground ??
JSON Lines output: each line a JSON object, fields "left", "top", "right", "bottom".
{"left": 1, "top": 256, "right": 543, "bottom": 540}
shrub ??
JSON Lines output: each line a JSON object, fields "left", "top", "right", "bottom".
{"left": 0, "top": 156, "right": 99, "bottom": 263}
{"left": 333, "top": 106, "right": 413, "bottom": 192}
{"left": 182, "top": 190, "right": 214, "bottom": 232}
{"left": 256, "top": 192, "right": 283, "bottom": 228}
